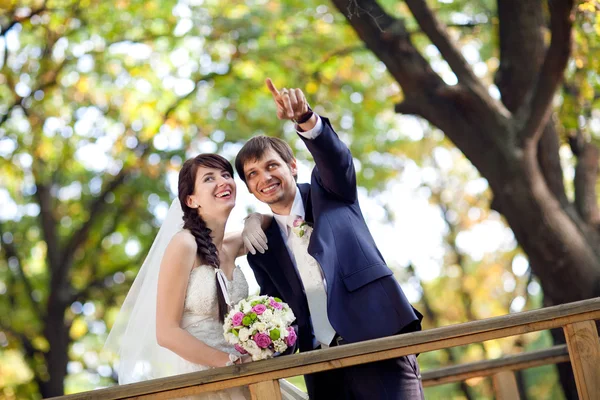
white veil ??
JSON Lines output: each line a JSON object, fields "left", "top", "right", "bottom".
{"left": 104, "top": 198, "right": 185, "bottom": 383}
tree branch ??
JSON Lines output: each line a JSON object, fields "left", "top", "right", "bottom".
{"left": 71, "top": 254, "right": 144, "bottom": 305}
{"left": 538, "top": 123, "right": 568, "bottom": 206}
{"left": 411, "top": 21, "right": 488, "bottom": 35}
{"left": 59, "top": 170, "right": 129, "bottom": 275}
{"left": 404, "top": 0, "right": 481, "bottom": 90}
{"left": 0, "top": 222, "right": 43, "bottom": 319}
{"left": 0, "top": 97, "right": 23, "bottom": 129}
{"left": 0, "top": 55, "right": 68, "bottom": 130}
{"left": 311, "top": 44, "right": 367, "bottom": 79}
{"left": 406, "top": 0, "right": 511, "bottom": 120}
{"left": 570, "top": 131, "right": 600, "bottom": 225}
{"left": 495, "top": 0, "right": 545, "bottom": 112}
{"left": 0, "top": 4, "right": 48, "bottom": 38}
{"left": 519, "top": 0, "right": 575, "bottom": 145}
{"left": 332, "top": 0, "right": 442, "bottom": 93}
{"left": 163, "top": 71, "right": 219, "bottom": 120}
{"left": 34, "top": 182, "right": 61, "bottom": 271}
{"left": 58, "top": 65, "right": 228, "bottom": 282}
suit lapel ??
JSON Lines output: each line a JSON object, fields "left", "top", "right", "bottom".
{"left": 298, "top": 183, "right": 313, "bottom": 224}
{"left": 262, "top": 219, "right": 305, "bottom": 300}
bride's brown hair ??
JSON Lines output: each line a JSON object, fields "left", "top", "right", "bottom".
{"left": 178, "top": 154, "right": 234, "bottom": 323}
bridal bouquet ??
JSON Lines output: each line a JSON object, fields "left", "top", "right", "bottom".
{"left": 223, "top": 295, "right": 297, "bottom": 361}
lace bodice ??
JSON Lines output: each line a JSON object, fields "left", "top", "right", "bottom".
{"left": 172, "top": 264, "right": 303, "bottom": 400}
{"left": 172, "top": 264, "right": 250, "bottom": 399}
{"left": 176, "top": 265, "right": 248, "bottom": 374}
{"left": 182, "top": 264, "right": 249, "bottom": 325}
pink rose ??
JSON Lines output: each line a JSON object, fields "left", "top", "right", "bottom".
{"left": 232, "top": 312, "right": 245, "bottom": 327}
{"left": 269, "top": 298, "right": 283, "bottom": 310}
{"left": 285, "top": 327, "right": 297, "bottom": 347}
{"left": 254, "top": 332, "right": 272, "bottom": 349}
{"left": 252, "top": 304, "right": 267, "bottom": 315}
{"left": 293, "top": 217, "right": 303, "bottom": 228}
{"left": 234, "top": 344, "right": 247, "bottom": 355}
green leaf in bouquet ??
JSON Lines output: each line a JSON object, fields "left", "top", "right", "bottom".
{"left": 242, "top": 316, "right": 252, "bottom": 326}
{"left": 231, "top": 329, "right": 239, "bottom": 337}
{"left": 251, "top": 300, "right": 261, "bottom": 306}
{"left": 274, "top": 297, "right": 282, "bottom": 303}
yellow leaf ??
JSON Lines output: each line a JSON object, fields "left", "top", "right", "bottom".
{"left": 32, "top": 336, "right": 49, "bottom": 352}
{"left": 226, "top": 4, "right": 249, "bottom": 19}
{"left": 70, "top": 318, "right": 88, "bottom": 340}
{"left": 76, "top": 77, "right": 89, "bottom": 93}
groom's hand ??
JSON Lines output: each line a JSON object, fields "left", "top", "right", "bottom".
{"left": 266, "top": 78, "right": 311, "bottom": 122}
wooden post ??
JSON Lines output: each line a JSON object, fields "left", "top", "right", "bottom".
{"left": 564, "top": 320, "right": 600, "bottom": 400}
{"left": 249, "top": 380, "right": 282, "bottom": 400}
{"left": 492, "top": 370, "right": 520, "bottom": 400}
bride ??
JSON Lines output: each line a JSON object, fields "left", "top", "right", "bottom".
{"left": 105, "top": 153, "right": 305, "bottom": 399}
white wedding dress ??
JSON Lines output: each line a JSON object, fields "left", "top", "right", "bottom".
{"left": 175, "top": 264, "right": 251, "bottom": 399}
{"left": 105, "top": 200, "right": 306, "bottom": 399}
{"left": 175, "top": 264, "right": 307, "bottom": 400}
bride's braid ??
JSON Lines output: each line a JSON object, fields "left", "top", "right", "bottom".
{"left": 178, "top": 154, "right": 234, "bottom": 323}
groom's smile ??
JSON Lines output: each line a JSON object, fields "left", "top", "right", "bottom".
{"left": 243, "top": 148, "right": 297, "bottom": 215}
{"left": 260, "top": 182, "right": 280, "bottom": 194}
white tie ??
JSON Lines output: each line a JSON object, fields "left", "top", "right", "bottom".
{"left": 287, "top": 216, "right": 336, "bottom": 346}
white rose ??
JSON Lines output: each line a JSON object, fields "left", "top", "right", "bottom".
{"left": 254, "top": 348, "right": 273, "bottom": 361}
{"left": 242, "top": 302, "right": 252, "bottom": 313}
{"left": 238, "top": 328, "right": 250, "bottom": 342}
{"left": 261, "top": 309, "right": 273, "bottom": 320}
{"left": 274, "top": 340, "right": 287, "bottom": 353}
{"left": 245, "top": 340, "right": 261, "bottom": 357}
{"left": 270, "top": 317, "right": 284, "bottom": 328}
{"left": 225, "top": 333, "right": 239, "bottom": 344}
{"left": 253, "top": 322, "right": 267, "bottom": 332}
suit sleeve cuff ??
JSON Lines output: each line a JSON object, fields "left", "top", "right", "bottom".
{"left": 296, "top": 115, "right": 323, "bottom": 139}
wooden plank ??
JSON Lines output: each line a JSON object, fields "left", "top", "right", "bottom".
{"left": 492, "top": 371, "right": 520, "bottom": 400}
{"left": 249, "top": 380, "right": 281, "bottom": 400}
{"left": 564, "top": 320, "right": 600, "bottom": 400}
{"left": 422, "top": 345, "right": 569, "bottom": 387}
{"left": 49, "top": 298, "right": 600, "bottom": 400}
{"left": 114, "top": 310, "right": 600, "bottom": 400}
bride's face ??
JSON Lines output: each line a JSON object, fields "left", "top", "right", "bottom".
{"left": 186, "top": 166, "right": 236, "bottom": 217}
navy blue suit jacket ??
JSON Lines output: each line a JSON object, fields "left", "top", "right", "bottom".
{"left": 247, "top": 117, "right": 422, "bottom": 352}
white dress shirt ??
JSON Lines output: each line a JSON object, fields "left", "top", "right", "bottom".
{"left": 271, "top": 115, "right": 336, "bottom": 346}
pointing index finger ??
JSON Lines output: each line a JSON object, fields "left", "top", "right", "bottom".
{"left": 266, "top": 78, "right": 280, "bottom": 97}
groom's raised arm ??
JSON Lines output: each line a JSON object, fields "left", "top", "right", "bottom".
{"left": 266, "top": 78, "right": 357, "bottom": 203}
{"left": 297, "top": 117, "right": 357, "bottom": 203}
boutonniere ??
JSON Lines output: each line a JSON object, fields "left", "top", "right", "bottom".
{"left": 291, "top": 217, "right": 310, "bottom": 238}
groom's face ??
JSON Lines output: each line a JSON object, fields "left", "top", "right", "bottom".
{"left": 242, "top": 148, "right": 297, "bottom": 212}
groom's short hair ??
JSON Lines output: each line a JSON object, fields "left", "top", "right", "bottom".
{"left": 235, "top": 136, "right": 296, "bottom": 184}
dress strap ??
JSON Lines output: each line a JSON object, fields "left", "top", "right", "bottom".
{"left": 215, "top": 269, "right": 232, "bottom": 307}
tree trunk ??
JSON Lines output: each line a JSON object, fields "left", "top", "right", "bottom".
{"left": 40, "top": 303, "right": 70, "bottom": 398}
{"left": 330, "top": 0, "right": 600, "bottom": 396}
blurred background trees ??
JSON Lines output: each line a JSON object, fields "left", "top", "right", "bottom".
{"left": 0, "top": 0, "right": 598, "bottom": 398}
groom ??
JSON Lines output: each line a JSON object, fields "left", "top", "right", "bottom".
{"left": 236, "top": 79, "right": 424, "bottom": 399}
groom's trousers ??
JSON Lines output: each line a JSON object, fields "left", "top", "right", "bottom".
{"left": 304, "top": 338, "right": 424, "bottom": 400}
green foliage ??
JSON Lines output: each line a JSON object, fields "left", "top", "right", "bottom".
{"left": 0, "top": 0, "right": 597, "bottom": 398}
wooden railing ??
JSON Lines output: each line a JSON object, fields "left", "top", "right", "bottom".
{"left": 421, "top": 345, "right": 570, "bottom": 399}
{"left": 51, "top": 298, "right": 600, "bottom": 400}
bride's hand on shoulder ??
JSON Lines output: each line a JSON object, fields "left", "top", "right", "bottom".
{"left": 242, "top": 213, "right": 269, "bottom": 255}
